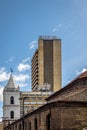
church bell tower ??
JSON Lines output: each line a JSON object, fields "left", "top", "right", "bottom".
{"left": 3, "top": 73, "right": 20, "bottom": 127}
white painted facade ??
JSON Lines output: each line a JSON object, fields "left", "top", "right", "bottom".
{"left": 3, "top": 74, "right": 20, "bottom": 125}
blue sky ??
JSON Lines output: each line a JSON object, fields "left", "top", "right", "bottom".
{"left": 0, "top": 0, "right": 87, "bottom": 120}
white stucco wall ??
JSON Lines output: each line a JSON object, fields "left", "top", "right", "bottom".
{"left": 3, "top": 91, "right": 20, "bottom": 120}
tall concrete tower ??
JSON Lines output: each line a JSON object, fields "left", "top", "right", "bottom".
{"left": 3, "top": 74, "right": 20, "bottom": 127}
{"left": 31, "top": 36, "right": 62, "bottom": 92}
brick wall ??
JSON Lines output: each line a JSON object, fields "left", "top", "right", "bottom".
{"left": 46, "top": 78, "right": 87, "bottom": 102}
{"left": 5, "top": 101, "right": 87, "bottom": 130}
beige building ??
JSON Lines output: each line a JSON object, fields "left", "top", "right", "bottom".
{"left": 31, "top": 36, "right": 62, "bottom": 92}
{"left": 20, "top": 91, "right": 52, "bottom": 117}
{"left": 0, "top": 122, "right": 3, "bottom": 130}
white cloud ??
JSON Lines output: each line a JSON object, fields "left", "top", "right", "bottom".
{"left": 75, "top": 68, "right": 87, "bottom": 75}
{"left": 9, "top": 57, "right": 14, "bottom": 62}
{"left": 29, "top": 40, "right": 37, "bottom": 49}
{"left": 13, "top": 74, "right": 29, "bottom": 87}
{"left": 52, "top": 28, "right": 57, "bottom": 33}
{"left": 0, "top": 67, "right": 5, "bottom": 73}
{"left": 0, "top": 68, "right": 9, "bottom": 82}
{"left": 22, "top": 57, "right": 30, "bottom": 63}
{"left": 14, "top": 74, "right": 29, "bottom": 82}
{"left": 0, "top": 87, "right": 4, "bottom": 102}
{"left": 58, "top": 24, "right": 62, "bottom": 28}
{"left": 13, "top": 74, "right": 30, "bottom": 88}
{"left": 0, "top": 72, "right": 8, "bottom": 82}
{"left": 17, "top": 63, "right": 30, "bottom": 72}
{"left": 52, "top": 24, "right": 62, "bottom": 33}
{"left": 52, "top": 23, "right": 69, "bottom": 34}
{"left": 17, "top": 83, "right": 28, "bottom": 87}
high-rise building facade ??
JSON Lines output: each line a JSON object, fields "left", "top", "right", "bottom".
{"left": 31, "top": 36, "right": 62, "bottom": 92}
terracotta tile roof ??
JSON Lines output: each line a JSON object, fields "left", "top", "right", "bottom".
{"left": 66, "top": 70, "right": 87, "bottom": 87}
{"left": 46, "top": 70, "right": 87, "bottom": 101}
{"left": 76, "top": 70, "right": 87, "bottom": 79}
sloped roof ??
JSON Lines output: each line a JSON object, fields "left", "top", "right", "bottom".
{"left": 64, "top": 70, "right": 87, "bottom": 87}
{"left": 76, "top": 70, "right": 87, "bottom": 79}
{"left": 46, "top": 70, "right": 87, "bottom": 101}
{"left": 5, "top": 74, "right": 17, "bottom": 89}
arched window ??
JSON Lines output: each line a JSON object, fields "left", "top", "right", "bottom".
{"left": 25, "top": 121, "right": 28, "bottom": 130}
{"left": 10, "top": 111, "right": 14, "bottom": 119}
{"left": 29, "top": 122, "right": 31, "bottom": 130}
{"left": 46, "top": 114, "right": 51, "bottom": 130}
{"left": 10, "top": 96, "right": 14, "bottom": 104}
{"left": 34, "top": 118, "right": 38, "bottom": 130}
{"left": 19, "top": 124, "right": 21, "bottom": 130}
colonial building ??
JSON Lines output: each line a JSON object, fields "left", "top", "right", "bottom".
{"left": 31, "top": 36, "right": 62, "bottom": 92}
{"left": 20, "top": 91, "right": 52, "bottom": 117}
{"left": 3, "top": 73, "right": 52, "bottom": 129}
{"left": 4, "top": 71, "right": 87, "bottom": 130}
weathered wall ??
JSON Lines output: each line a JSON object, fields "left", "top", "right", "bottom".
{"left": 0, "top": 122, "right": 3, "bottom": 130}
{"left": 46, "top": 78, "right": 87, "bottom": 102}
{"left": 60, "top": 106, "right": 87, "bottom": 130}
{"left": 4, "top": 101, "right": 87, "bottom": 130}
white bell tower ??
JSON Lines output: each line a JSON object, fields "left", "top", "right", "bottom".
{"left": 3, "top": 73, "right": 20, "bottom": 127}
